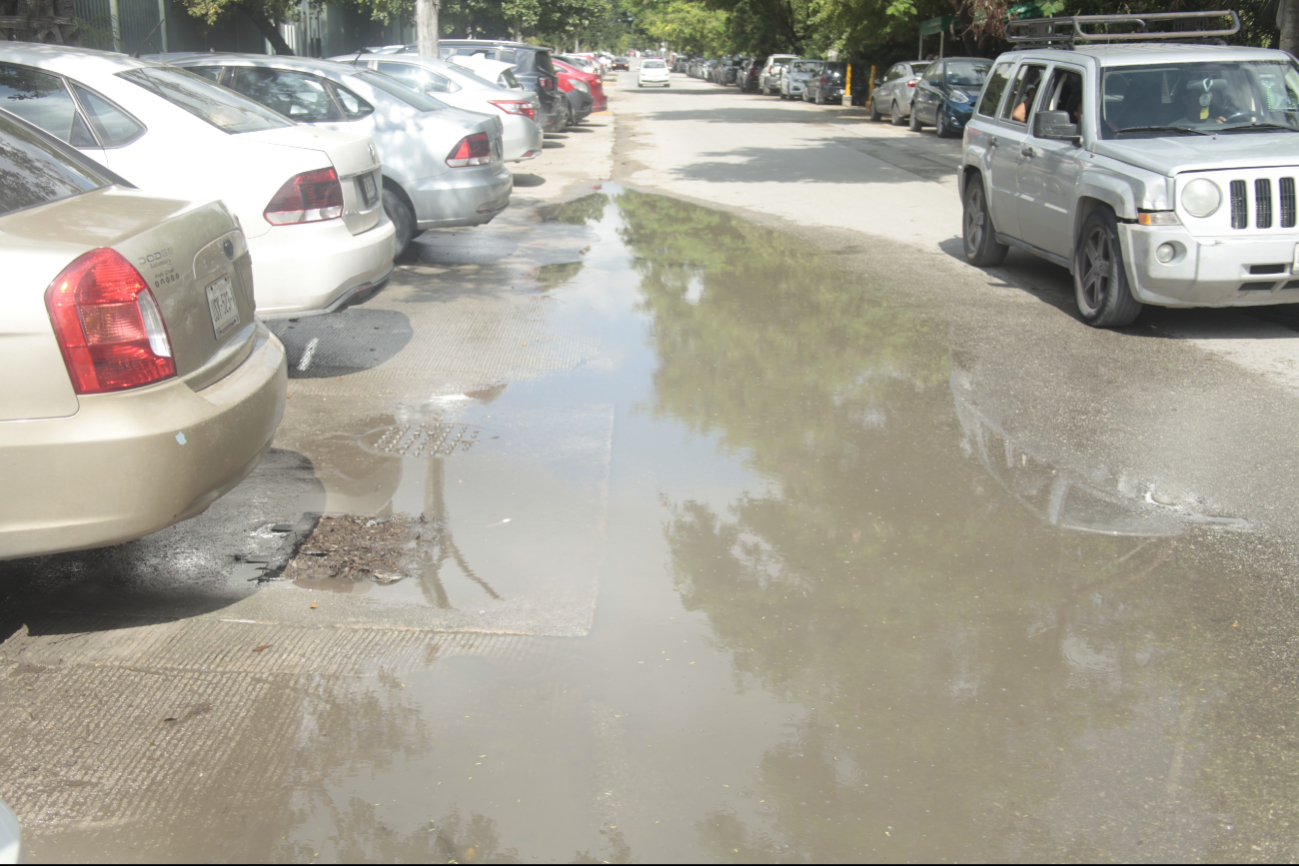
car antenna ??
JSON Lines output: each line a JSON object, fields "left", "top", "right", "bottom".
{"left": 130, "top": 18, "right": 164, "bottom": 59}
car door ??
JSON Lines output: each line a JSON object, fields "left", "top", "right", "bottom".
{"left": 1017, "top": 64, "right": 1086, "bottom": 258}
{"left": 914, "top": 62, "right": 942, "bottom": 123}
{"left": 987, "top": 61, "right": 1046, "bottom": 241}
{"left": 0, "top": 64, "right": 109, "bottom": 167}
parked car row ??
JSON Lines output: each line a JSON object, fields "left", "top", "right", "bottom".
{"left": 0, "top": 37, "right": 564, "bottom": 560}
{"left": 683, "top": 53, "right": 850, "bottom": 105}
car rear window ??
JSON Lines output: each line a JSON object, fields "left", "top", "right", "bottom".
{"left": 0, "top": 110, "right": 109, "bottom": 216}
{"left": 353, "top": 70, "right": 449, "bottom": 111}
{"left": 118, "top": 66, "right": 291, "bottom": 133}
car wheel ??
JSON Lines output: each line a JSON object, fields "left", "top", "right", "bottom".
{"left": 890, "top": 101, "right": 906, "bottom": 126}
{"left": 1074, "top": 208, "right": 1143, "bottom": 327}
{"left": 935, "top": 111, "right": 950, "bottom": 138}
{"left": 383, "top": 187, "right": 415, "bottom": 257}
{"left": 909, "top": 107, "right": 923, "bottom": 131}
{"left": 962, "top": 176, "right": 1008, "bottom": 267}
{"left": 869, "top": 97, "right": 882, "bottom": 121}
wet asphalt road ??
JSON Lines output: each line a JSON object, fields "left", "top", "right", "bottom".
{"left": 6, "top": 69, "right": 1299, "bottom": 863}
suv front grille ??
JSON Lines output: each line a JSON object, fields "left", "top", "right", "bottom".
{"left": 1231, "top": 180, "right": 1249, "bottom": 228}
{"left": 1223, "top": 176, "right": 1299, "bottom": 229}
{"left": 1257, "top": 179, "right": 1274, "bottom": 229}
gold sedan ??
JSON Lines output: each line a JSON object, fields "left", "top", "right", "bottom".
{"left": 0, "top": 109, "right": 287, "bottom": 560}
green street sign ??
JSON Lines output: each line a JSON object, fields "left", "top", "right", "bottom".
{"left": 919, "top": 14, "right": 956, "bottom": 36}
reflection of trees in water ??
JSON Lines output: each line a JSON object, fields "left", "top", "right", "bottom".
{"left": 614, "top": 189, "right": 1298, "bottom": 859}
{"left": 537, "top": 192, "right": 609, "bottom": 226}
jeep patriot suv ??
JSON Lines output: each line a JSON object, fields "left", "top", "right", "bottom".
{"left": 960, "top": 12, "right": 1299, "bottom": 326}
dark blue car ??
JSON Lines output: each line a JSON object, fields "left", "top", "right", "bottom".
{"left": 909, "top": 57, "right": 992, "bottom": 137}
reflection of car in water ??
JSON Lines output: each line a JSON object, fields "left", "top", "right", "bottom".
{"left": 951, "top": 367, "right": 1247, "bottom": 536}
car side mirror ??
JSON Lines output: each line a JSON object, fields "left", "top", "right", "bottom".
{"left": 1034, "top": 109, "right": 1080, "bottom": 143}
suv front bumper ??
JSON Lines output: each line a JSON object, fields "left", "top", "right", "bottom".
{"left": 1121, "top": 223, "right": 1299, "bottom": 307}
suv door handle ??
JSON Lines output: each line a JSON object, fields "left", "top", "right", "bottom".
{"left": 988, "top": 136, "right": 999, "bottom": 148}
{"left": 1021, "top": 146, "right": 1038, "bottom": 158}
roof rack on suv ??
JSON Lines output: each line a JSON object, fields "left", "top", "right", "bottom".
{"left": 1006, "top": 10, "right": 1239, "bottom": 48}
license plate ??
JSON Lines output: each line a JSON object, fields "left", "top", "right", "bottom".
{"left": 206, "top": 274, "right": 239, "bottom": 340}
{"left": 360, "top": 172, "right": 378, "bottom": 206}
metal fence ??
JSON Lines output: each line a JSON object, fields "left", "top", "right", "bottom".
{"left": 72, "top": 0, "right": 166, "bottom": 53}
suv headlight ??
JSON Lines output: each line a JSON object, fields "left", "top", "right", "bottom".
{"left": 1182, "top": 179, "right": 1222, "bottom": 218}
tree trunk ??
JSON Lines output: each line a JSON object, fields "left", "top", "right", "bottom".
{"left": 416, "top": 0, "right": 438, "bottom": 60}
{"left": 240, "top": 2, "right": 294, "bottom": 56}
{"left": 0, "top": 0, "right": 79, "bottom": 45}
{"left": 1281, "top": 0, "right": 1299, "bottom": 57}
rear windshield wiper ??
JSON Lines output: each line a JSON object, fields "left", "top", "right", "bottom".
{"left": 1114, "top": 125, "right": 1209, "bottom": 136}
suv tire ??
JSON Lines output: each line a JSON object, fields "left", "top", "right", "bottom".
{"left": 962, "top": 176, "right": 1009, "bottom": 267}
{"left": 1074, "top": 208, "right": 1143, "bottom": 327}
{"left": 890, "top": 101, "right": 906, "bottom": 126}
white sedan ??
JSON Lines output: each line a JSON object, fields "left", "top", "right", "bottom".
{"left": 0, "top": 43, "right": 395, "bottom": 318}
{"left": 161, "top": 54, "right": 515, "bottom": 256}
{"left": 638, "top": 58, "right": 670, "bottom": 87}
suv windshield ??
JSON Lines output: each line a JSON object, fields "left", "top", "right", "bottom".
{"left": 0, "top": 110, "right": 110, "bottom": 216}
{"left": 118, "top": 66, "right": 290, "bottom": 133}
{"left": 1102, "top": 60, "right": 1299, "bottom": 138}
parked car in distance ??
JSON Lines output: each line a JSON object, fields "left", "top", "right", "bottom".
{"left": 0, "top": 43, "right": 394, "bottom": 317}
{"left": 740, "top": 57, "right": 763, "bottom": 92}
{"left": 332, "top": 52, "right": 542, "bottom": 163}
{"left": 0, "top": 107, "right": 287, "bottom": 560}
{"left": 960, "top": 12, "right": 1299, "bottom": 327}
{"left": 870, "top": 60, "right": 928, "bottom": 124}
{"left": 910, "top": 56, "right": 991, "bottom": 136}
{"left": 805, "top": 60, "right": 847, "bottom": 104}
{"left": 612, "top": 56, "right": 630, "bottom": 70}
{"left": 760, "top": 54, "right": 798, "bottom": 95}
{"left": 638, "top": 56, "right": 670, "bottom": 87}
{"left": 163, "top": 53, "right": 513, "bottom": 255}
{"left": 782, "top": 58, "right": 823, "bottom": 99}
{"left": 433, "top": 40, "right": 564, "bottom": 133}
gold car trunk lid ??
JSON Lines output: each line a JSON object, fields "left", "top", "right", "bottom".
{"left": 112, "top": 200, "right": 258, "bottom": 385}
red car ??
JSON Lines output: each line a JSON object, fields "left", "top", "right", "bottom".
{"left": 553, "top": 58, "right": 607, "bottom": 113}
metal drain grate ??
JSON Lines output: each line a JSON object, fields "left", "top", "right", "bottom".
{"left": 369, "top": 423, "right": 482, "bottom": 458}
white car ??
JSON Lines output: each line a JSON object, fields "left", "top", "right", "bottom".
{"left": 638, "top": 57, "right": 670, "bottom": 88}
{"left": 161, "top": 54, "right": 514, "bottom": 256}
{"left": 332, "top": 52, "right": 543, "bottom": 163}
{"left": 0, "top": 43, "right": 394, "bottom": 318}
{"left": 0, "top": 108, "right": 287, "bottom": 559}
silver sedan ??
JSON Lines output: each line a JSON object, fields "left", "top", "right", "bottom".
{"left": 158, "top": 54, "right": 513, "bottom": 254}
{"left": 331, "top": 52, "right": 543, "bottom": 164}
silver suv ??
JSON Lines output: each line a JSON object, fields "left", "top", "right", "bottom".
{"left": 960, "top": 11, "right": 1299, "bottom": 326}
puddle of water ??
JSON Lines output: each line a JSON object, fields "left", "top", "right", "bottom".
{"left": 12, "top": 184, "right": 1299, "bottom": 863}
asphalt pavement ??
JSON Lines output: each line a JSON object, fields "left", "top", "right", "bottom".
{"left": 4, "top": 66, "right": 1299, "bottom": 863}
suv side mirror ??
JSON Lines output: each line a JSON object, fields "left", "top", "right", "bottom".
{"left": 1034, "top": 109, "right": 1080, "bottom": 143}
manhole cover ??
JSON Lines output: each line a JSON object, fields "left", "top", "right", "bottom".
{"left": 361, "top": 422, "right": 482, "bottom": 458}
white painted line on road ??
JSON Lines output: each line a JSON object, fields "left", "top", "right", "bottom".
{"left": 297, "top": 337, "right": 320, "bottom": 373}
